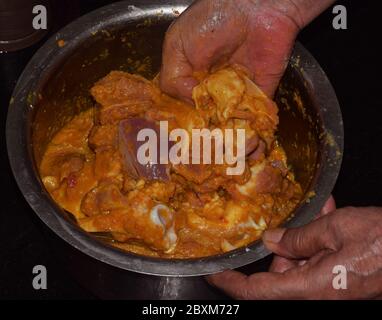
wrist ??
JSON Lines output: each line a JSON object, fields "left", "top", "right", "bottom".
{"left": 285, "top": 0, "right": 337, "bottom": 28}
{"left": 245, "top": 0, "right": 316, "bottom": 30}
{"left": 246, "top": 0, "right": 337, "bottom": 29}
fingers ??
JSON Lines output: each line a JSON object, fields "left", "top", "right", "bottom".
{"left": 160, "top": 0, "right": 248, "bottom": 101}
{"left": 207, "top": 270, "right": 250, "bottom": 299}
{"left": 268, "top": 196, "right": 336, "bottom": 275}
{"left": 160, "top": 75, "right": 198, "bottom": 103}
{"left": 160, "top": 26, "right": 198, "bottom": 101}
{"left": 207, "top": 269, "right": 307, "bottom": 300}
{"left": 269, "top": 255, "right": 299, "bottom": 273}
{"left": 254, "top": 76, "right": 283, "bottom": 99}
{"left": 262, "top": 215, "right": 339, "bottom": 259}
{"left": 230, "top": 44, "right": 287, "bottom": 98}
{"left": 317, "top": 195, "right": 336, "bottom": 218}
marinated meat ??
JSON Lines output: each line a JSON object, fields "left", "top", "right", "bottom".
{"left": 39, "top": 67, "right": 302, "bottom": 258}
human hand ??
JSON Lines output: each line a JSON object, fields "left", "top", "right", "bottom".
{"left": 160, "top": 0, "right": 335, "bottom": 101}
{"left": 208, "top": 204, "right": 382, "bottom": 299}
{"left": 268, "top": 196, "right": 336, "bottom": 274}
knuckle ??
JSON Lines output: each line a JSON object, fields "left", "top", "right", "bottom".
{"left": 299, "top": 274, "right": 311, "bottom": 297}
{"left": 280, "top": 229, "right": 303, "bottom": 255}
{"left": 290, "top": 231, "right": 305, "bottom": 253}
{"left": 159, "top": 74, "right": 177, "bottom": 97}
{"left": 323, "top": 215, "right": 342, "bottom": 250}
{"left": 158, "top": 73, "right": 169, "bottom": 89}
{"left": 333, "top": 206, "right": 360, "bottom": 220}
{"left": 235, "top": 288, "right": 252, "bottom": 300}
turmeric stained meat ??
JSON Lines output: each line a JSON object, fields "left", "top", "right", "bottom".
{"left": 39, "top": 67, "right": 302, "bottom": 258}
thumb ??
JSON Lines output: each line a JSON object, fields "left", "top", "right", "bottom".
{"left": 207, "top": 268, "right": 308, "bottom": 300}
{"left": 262, "top": 215, "right": 338, "bottom": 259}
{"left": 160, "top": 25, "right": 198, "bottom": 102}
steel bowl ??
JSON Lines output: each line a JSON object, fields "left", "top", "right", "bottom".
{"left": 6, "top": 0, "right": 343, "bottom": 298}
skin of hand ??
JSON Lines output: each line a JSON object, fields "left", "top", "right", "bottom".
{"left": 207, "top": 202, "right": 382, "bottom": 300}
{"left": 160, "top": 0, "right": 335, "bottom": 101}
{"left": 160, "top": 0, "right": 381, "bottom": 301}
{"left": 268, "top": 196, "right": 336, "bottom": 274}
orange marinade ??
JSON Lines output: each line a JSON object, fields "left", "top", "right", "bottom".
{"left": 39, "top": 67, "right": 302, "bottom": 258}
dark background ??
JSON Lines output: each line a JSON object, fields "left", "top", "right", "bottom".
{"left": 0, "top": 0, "right": 381, "bottom": 299}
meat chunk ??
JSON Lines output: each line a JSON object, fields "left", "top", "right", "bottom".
{"left": 193, "top": 68, "right": 246, "bottom": 123}
{"left": 81, "top": 182, "right": 128, "bottom": 216}
{"left": 40, "top": 109, "right": 94, "bottom": 178}
{"left": 193, "top": 67, "right": 279, "bottom": 150}
{"left": 89, "top": 125, "right": 118, "bottom": 149}
{"left": 94, "top": 147, "right": 122, "bottom": 180}
{"left": 79, "top": 186, "right": 177, "bottom": 252}
{"left": 40, "top": 67, "right": 302, "bottom": 258}
{"left": 231, "top": 160, "right": 282, "bottom": 198}
{"left": 40, "top": 109, "right": 97, "bottom": 219}
{"left": 91, "top": 71, "right": 158, "bottom": 124}
{"left": 91, "top": 71, "right": 156, "bottom": 108}
{"left": 119, "top": 118, "right": 170, "bottom": 181}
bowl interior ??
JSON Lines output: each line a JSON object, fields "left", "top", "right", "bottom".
{"left": 8, "top": 3, "right": 342, "bottom": 276}
{"left": 32, "top": 17, "right": 320, "bottom": 192}
{"left": 33, "top": 14, "right": 321, "bottom": 237}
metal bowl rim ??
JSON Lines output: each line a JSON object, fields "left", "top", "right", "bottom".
{"left": 6, "top": 0, "right": 343, "bottom": 276}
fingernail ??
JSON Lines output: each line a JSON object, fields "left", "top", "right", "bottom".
{"left": 263, "top": 228, "right": 285, "bottom": 244}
